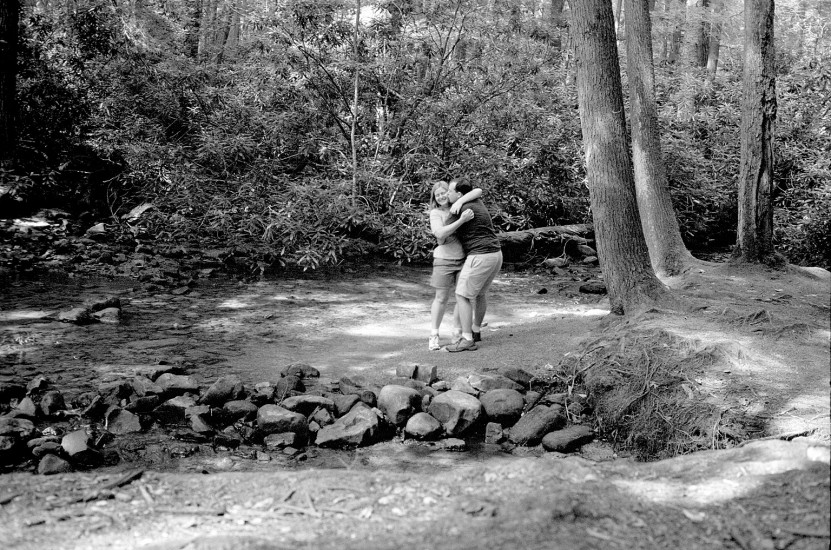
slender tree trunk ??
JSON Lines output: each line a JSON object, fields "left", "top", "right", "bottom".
{"left": 0, "top": 0, "right": 19, "bottom": 168}
{"left": 224, "top": 0, "right": 240, "bottom": 61}
{"left": 351, "top": 0, "right": 361, "bottom": 205}
{"left": 795, "top": 0, "right": 806, "bottom": 59}
{"left": 705, "top": 0, "right": 722, "bottom": 75}
{"left": 626, "top": 0, "right": 694, "bottom": 276}
{"left": 185, "top": 0, "right": 202, "bottom": 58}
{"left": 682, "top": 0, "right": 708, "bottom": 67}
{"left": 571, "top": 0, "right": 672, "bottom": 314}
{"left": 213, "top": 0, "right": 233, "bottom": 64}
{"left": 667, "top": 0, "right": 684, "bottom": 64}
{"left": 199, "top": 0, "right": 218, "bottom": 61}
{"left": 734, "top": 0, "right": 777, "bottom": 263}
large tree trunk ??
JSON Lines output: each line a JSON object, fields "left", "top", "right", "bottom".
{"left": 626, "top": 0, "right": 693, "bottom": 276}
{"left": 734, "top": 0, "right": 777, "bottom": 263}
{"left": 0, "top": 0, "right": 19, "bottom": 168}
{"left": 571, "top": 0, "right": 671, "bottom": 314}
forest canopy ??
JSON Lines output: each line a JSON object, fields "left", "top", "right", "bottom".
{"left": 1, "top": 0, "right": 829, "bottom": 271}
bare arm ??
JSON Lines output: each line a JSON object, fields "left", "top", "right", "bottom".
{"left": 431, "top": 209, "right": 475, "bottom": 242}
{"left": 449, "top": 188, "right": 482, "bottom": 215}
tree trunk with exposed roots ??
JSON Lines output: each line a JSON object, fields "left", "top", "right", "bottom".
{"left": 571, "top": 0, "right": 673, "bottom": 314}
{"left": 626, "top": 0, "right": 694, "bottom": 276}
{"left": 734, "top": 0, "right": 777, "bottom": 263}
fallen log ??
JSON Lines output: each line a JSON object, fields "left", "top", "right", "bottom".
{"left": 498, "top": 224, "right": 594, "bottom": 262}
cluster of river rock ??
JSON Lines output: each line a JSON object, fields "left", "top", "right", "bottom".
{"left": 0, "top": 360, "right": 596, "bottom": 475}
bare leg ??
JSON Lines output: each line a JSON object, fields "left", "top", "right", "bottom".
{"left": 473, "top": 293, "right": 487, "bottom": 329}
{"left": 456, "top": 294, "right": 473, "bottom": 334}
{"left": 451, "top": 302, "right": 461, "bottom": 336}
{"left": 431, "top": 288, "right": 451, "bottom": 332}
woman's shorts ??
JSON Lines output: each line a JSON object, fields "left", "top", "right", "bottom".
{"left": 430, "top": 258, "right": 465, "bottom": 289}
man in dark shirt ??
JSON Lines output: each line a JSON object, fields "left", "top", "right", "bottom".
{"left": 444, "top": 178, "right": 503, "bottom": 352}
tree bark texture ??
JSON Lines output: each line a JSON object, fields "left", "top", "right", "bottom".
{"left": 571, "top": 0, "right": 669, "bottom": 313}
{"left": 704, "top": 0, "right": 722, "bottom": 75}
{"left": 213, "top": 0, "right": 234, "bottom": 64}
{"left": 734, "top": 0, "right": 777, "bottom": 262}
{"left": 682, "top": 0, "right": 708, "bottom": 67}
{"left": 625, "top": 0, "right": 693, "bottom": 276}
{"left": 667, "top": 0, "right": 684, "bottom": 64}
{"left": 550, "top": 0, "right": 566, "bottom": 26}
{"left": 0, "top": 0, "right": 19, "bottom": 168}
{"left": 185, "top": 0, "right": 202, "bottom": 58}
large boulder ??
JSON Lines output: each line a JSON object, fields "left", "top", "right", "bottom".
{"left": 130, "top": 376, "right": 163, "bottom": 397}
{"left": 223, "top": 400, "right": 258, "bottom": 421}
{"left": 155, "top": 373, "right": 199, "bottom": 397}
{"left": 257, "top": 405, "right": 308, "bottom": 436}
{"left": 377, "top": 385, "right": 421, "bottom": 426}
{"left": 468, "top": 374, "right": 524, "bottom": 393}
{"left": 279, "top": 395, "right": 335, "bottom": 416}
{"left": 498, "top": 367, "right": 534, "bottom": 388}
{"left": 153, "top": 395, "right": 198, "bottom": 424}
{"left": 405, "top": 413, "right": 443, "bottom": 440}
{"left": 105, "top": 408, "right": 142, "bottom": 435}
{"left": 427, "top": 390, "right": 482, "bottom": 436}
{"left": 38, "top": 454, "right": 73, "bottom": 475}
{"left": 331, "top": 394, "right": 360, "bottom": 417}
{"left": 200, "top": 375, "right": 245, "bottom": 406}
{"left": 0, "top": 417, "right": 36, "bottom": 439}
{"left": 274, "top": 375, "right": 303, "bottom": 399}
{"left": 479, "top": 389, "right": 525, "bottom": 426}
{"left": 508, "top": 405, "right": 566, "bottom": 446}
{"left": 541, "top": 425, "right": 595, "bottom": 453}
{"left": 61, "top": 430, "right": 90, "bottom": 456}
{"left": 450, "top": 377, "right": 478, "bottom": 396}
{"left": 315, "top": 404, "right": 380, "bottom": 448}
{"left": 39, "top": 391, "right": 66, "bottom": 416}
{"left": 282, "top": 363, "right": 320, "bottom": 379}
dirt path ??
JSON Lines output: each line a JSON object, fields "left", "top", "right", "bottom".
{"left": 1, "top": 262, "right": 829, "bottom": 550}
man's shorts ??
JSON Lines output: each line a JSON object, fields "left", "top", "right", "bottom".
{"left": 430, "top": 258, "right": 465, "bottom": 289}
{"left": 456, "top": 251, "right": 503, "bottom": 299}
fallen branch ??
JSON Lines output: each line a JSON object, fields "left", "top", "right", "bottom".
{"left": 73, "top": 469, "right": 145, "bottom": 503}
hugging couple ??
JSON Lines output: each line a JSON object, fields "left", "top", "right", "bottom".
{"left": 428, "top": 178, "right": 503, "bottom": 352}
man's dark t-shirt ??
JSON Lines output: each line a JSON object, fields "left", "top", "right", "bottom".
{"left": 451, "top": 199, "right": 501, "bottom": 255}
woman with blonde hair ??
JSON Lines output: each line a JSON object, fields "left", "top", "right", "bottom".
{"left": 427, "top": 180, "right": 481, "bottom": 350}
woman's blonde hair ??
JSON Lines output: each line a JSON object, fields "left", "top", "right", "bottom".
{"left": 429, "top": 180, "right": 449, "bottom": 209}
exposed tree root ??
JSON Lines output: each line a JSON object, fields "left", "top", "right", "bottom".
{"left": 559, "top": 323, "right": 761, "bottom": 460}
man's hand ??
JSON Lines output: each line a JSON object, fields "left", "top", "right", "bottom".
{"left": 450, "top": 201, "right": 465, "bottom": 215}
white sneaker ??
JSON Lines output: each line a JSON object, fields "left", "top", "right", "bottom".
{"left": 428, "top": 335, "right": 441, "bottom": 351}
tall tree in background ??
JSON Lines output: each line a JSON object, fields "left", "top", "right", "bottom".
{"left": 0, "top": 0, "right": 19, "bottom": 168}
{"left": 185, "top": 0, "right": 202, "bottom": 58}
{"left": 705, "top": 0, "right": 722, "bottom": 75}
{"left": 734, "top": 0, "right": 777, "bottom": 262}
{"left": 571, "top": 0, "right": 672, "bottom": 313}
{"left": 625, "top": 0, "right": 694, "bottom": 276}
